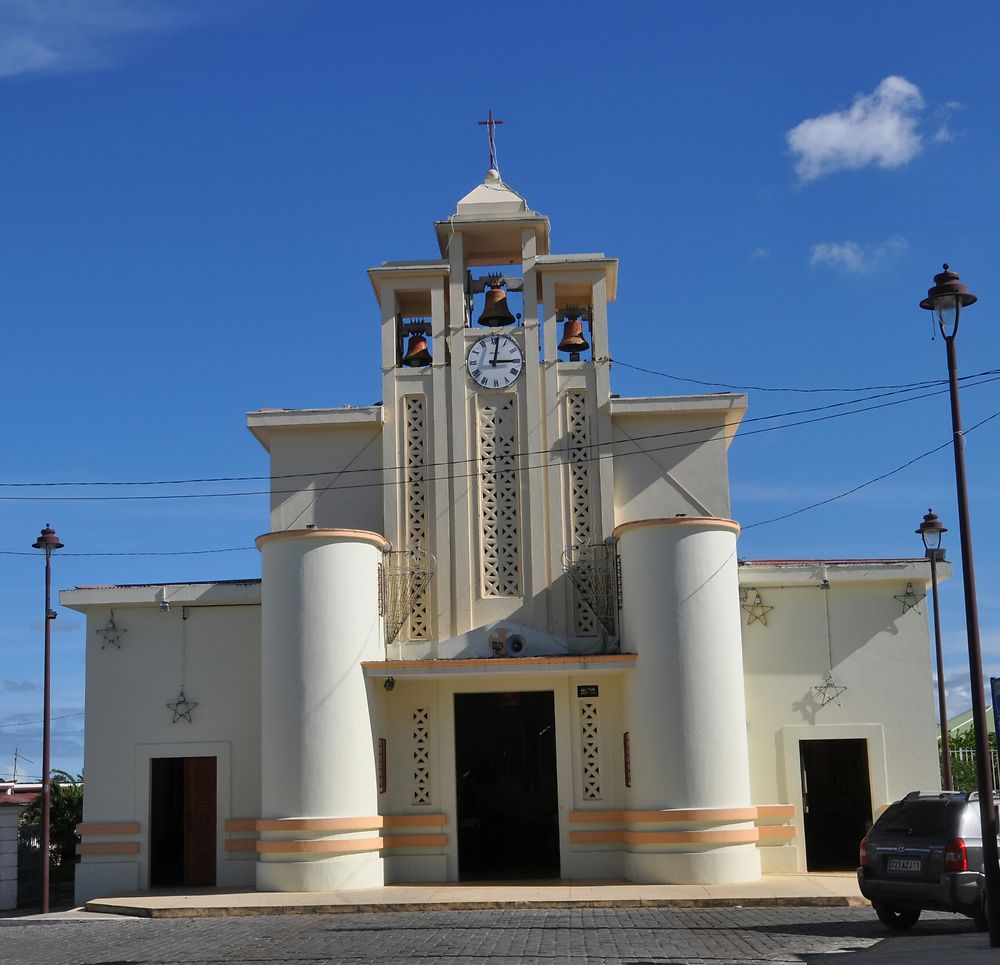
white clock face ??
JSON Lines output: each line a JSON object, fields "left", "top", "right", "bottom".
{"left": 467, "top": 334, "right": 524, "bottom": 389}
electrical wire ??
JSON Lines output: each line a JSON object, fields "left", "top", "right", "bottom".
{"left": 0, "top": 373, "right": 995, "bottom": 497}
{"left": 611, "top": 359, "right": 1000, "bottom": 394}
{"left": 2, "top": 366, "right": 997, "bottom": 490}
{"left": 739, "top": 408, "right": 1000, "bottom": 531}
{"left": 1, "top": 396, "right": 999, "bottom": 558}
{"left": 0, "top": 712, "right": 85, "bottom": 729}
{"left": 0, "top": 378, "right": 994, "bottom": 515}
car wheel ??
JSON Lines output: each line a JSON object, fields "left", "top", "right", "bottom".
{"left": 974, "top": 895, "right": 988, "bottom": 931}
{"left": 874, "top": 903, "right": 921, "bottom": 929}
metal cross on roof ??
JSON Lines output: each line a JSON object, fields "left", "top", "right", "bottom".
{"left": 478, "top": 109, "right": 503, "bottom": 171}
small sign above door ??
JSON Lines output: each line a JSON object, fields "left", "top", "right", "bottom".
{"left": 577, "top": 685, "right": 599, "bottom": 698}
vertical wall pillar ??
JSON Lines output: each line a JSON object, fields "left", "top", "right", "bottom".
{"left": 616, "top": 517, "right": 760, "bottom": 884}
{"left": 256, "top": 528, "right": 389, "bottom": 891}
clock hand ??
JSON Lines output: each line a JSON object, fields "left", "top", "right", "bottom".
{"left": 491, "top": 337, "right": 500, "bottom": 366}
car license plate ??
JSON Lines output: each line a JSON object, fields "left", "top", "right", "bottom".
{"left": 887, "top": 858, "right": 921, "bottom": 872}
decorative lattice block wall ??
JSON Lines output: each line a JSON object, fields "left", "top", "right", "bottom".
{"left": 403, "top": 396, "right": 430, "bottom": 639}
{"left": 478, "top": 397, "right": 521, "bottom": 597}
{"left": 580, "top": 700, "right": 602, "bottom": 800}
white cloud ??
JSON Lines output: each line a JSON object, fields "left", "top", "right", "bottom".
{"left": 932, "top": 100, "right": 964, "bottom": 145}
{"left": 749, "top": 247, "right": 771, "bottom": 261}
{"left": 787, "top": 76, "right": 925, "bottom": 182}
{"left": 2, "top": 679, "right": 37, "bottom": 692}
{"left": 810, "top": 235, "right": 908, "bottom": 275}
{"left": 0, "top": 1, "right": 198, "bottom": 79}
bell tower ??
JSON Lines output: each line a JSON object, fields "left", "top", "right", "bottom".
{"left": 368, "top": 144, "right": 618, "bottom": 652}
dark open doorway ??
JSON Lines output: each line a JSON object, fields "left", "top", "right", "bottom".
{"left": 149, "top": 756, "right": 217, "bottom": 887}
{"left": 800, "top": 738, "right": 872, "bottom": 871}
{"left": 454, "top": 691, "right": 559, "bottom": 880}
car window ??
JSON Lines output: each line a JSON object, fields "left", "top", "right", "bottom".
{"left": 876, "top": 801, "right": 959, "bottom": 836}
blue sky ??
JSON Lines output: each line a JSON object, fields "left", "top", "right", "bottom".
{"left": 2, "top": 0, "right": 1000, "bottom": 780}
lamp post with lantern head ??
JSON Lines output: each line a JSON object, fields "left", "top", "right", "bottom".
{"left": 917, "top": 509, "right": 951, "bottom": 791}
{"left": 919, "top": 266, "right": 1000, "bottom": 944}
{"left": 31, "top": 523, "right": 63, "bottom": 915}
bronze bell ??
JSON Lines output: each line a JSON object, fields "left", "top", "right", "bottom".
{"left": 476, "top": 283, "right": 516, "bottom": 327}
{"left": 558, "top": 317, "right": 589, "bottom": 354}
{"left": 401, "top": 333, "right": 432, "bottom": 367}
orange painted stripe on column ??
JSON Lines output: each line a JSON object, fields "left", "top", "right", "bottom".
{"left": 224, "top": 839, "right": 258, "bottom": 852}
{"left": 381, "top": 834, "right": 447, "bottom": 849}
{"left": 257, "top": 836, "right": 383, "bottom": 855}
{"left": 569, "top": 810, "right": 627, "bottom": 824}
{"left": 382, "top": 813, "right": 447, "bottom": 828}
{"left": 570, "top": 829, "right": 625, "bottom": 844}
{"left": 256, "top": 816, "right": 384, "bottom": 833}
{"left": 571, "top": 828, "right": 759, "bottom": 846}
{"left": 569, "top": 807, "right": 758, "bottom": 825}
{"left": 755, "top": 805, "right": 795, "bottom": 821}
{"left": 757, "top": 825, "right": 796, "bottom": 841}
{"left": 624, "top": 828, "right": 759, "bottom": 845}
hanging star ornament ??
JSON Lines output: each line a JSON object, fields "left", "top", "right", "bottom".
{"left": 167, "top": 689, "right": 198, "bottom": 723}
{"left": 741, "top": 590, "right": 774, "bottom": 626}
{"left": 97, "top": 609, "right": 127, "bottom": 649}
{"left": 813, "top": 672, "right": 847, "bottom": 708}
{"left": 894, "top": 582, "right": 925, "bottom": 615}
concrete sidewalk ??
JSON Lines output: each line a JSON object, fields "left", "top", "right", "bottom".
{"left": 81, "top": 873, "right": 866, "bottom": 918}
{"left": 7, "top": 882, "right": 1000, "bottom": 964}
{"left": 74, "top": 877, "right": 1000, "bottom": 963}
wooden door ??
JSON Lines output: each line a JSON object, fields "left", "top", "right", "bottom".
{"left": 183, "top": 756, "right": 217, "bottom": 886}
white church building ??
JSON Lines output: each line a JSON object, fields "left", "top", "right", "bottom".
{"left": 63, "top": 167, "right": 942, "bottom": 901}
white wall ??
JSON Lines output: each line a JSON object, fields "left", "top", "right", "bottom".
{"left": 611, "top": 410, "right": 735, "bottom": 523}
{"left": 71, "top": 597, "right": 261, "bottom": 901}
{"left": 0, "top": 806, "right": 25, "bottom": 910}
{"left": 267, "top": 424, "right": 384, "bottom": 533}
{"left": 741, "top": 563, "right": 941, "bottom": 871}
{"left": 370, "top": 669, "right": 628, "bottom": 884}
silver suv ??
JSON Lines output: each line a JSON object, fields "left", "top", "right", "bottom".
{"left": 858, "top": 790, "right": 1000, "bottom": 929}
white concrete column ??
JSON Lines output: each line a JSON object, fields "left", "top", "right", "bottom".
{"left": 616, "top": 517, "right": 760, "bottom": 884}
{"left": 257, "top": 527, "right": 389, "bottom": 891}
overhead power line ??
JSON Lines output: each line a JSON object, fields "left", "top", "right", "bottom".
{"left": 742, "top": 408, "right": 1000, "bottom": 529}
{"left": 0, "top": 374, "right": 996, "bottom": 501}
{"left": 610, "top": 359, "right": 983, "bottom": 394}
{"left": 1, "top": 404, "right": 999, "bottom": 559}
{"left": 1, "top": 365, "right": 996, "bottom": 491}
{"left": 0, "top": 712, "right": 85, "bottom": 729}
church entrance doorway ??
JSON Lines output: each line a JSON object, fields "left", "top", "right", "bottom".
{"left": 799, "top": 738, "right": 872, "bottom": 871}
{"left": 149, "top": 756, "right": 217, "bottom": 887}
{"left": 454, "top": 691, "right": 560, "bottom": 880}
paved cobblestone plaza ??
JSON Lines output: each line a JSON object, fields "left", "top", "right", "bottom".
{"left": 0, "top": 906, "right": 975, "bottom": 964}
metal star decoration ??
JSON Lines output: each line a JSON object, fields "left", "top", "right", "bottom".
{"left": 813, "top": 672, "right": 847, "bottom": 708}
{"left": 97, "top": 609, "right": 127, "bottom": 649}
{"left": 741, "top": 590, "right": 774, "bottom": 626}
{"left": 167, "top": 689, "right": 198, "bottom": 723}
{"left": 894, "top": 582, "right": 925, "bottom": 615}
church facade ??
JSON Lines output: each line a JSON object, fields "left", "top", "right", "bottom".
{"left": 64, "top": 169, "right": 942, "bottom": 901}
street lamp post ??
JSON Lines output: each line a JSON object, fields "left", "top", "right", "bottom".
{"left": 919, "top": 265, "right": 1000, "bottom": 944}
{"left": 31, "top": 523, "right": 63, "bottom": 916}
{"left": 917, "top": 509, "right": 951, "bottom": 791}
